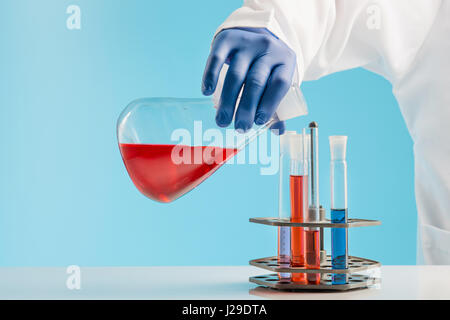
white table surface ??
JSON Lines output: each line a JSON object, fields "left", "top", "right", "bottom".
{"left": 0, "top": 266, "right": 449, "bottom": 300}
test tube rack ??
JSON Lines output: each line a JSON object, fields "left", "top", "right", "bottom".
{"left": 249, "top": 217, "right": 381, "bottom": 291}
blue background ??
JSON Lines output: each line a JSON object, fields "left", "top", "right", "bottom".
{"left": 0, "top": 0, "right": 416, "bottom": 266}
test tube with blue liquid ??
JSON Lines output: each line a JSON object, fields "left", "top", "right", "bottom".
{"left": 329, "top": 136, "right": 349, "bottom": 284}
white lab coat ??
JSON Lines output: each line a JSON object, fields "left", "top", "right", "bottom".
{"left": 214, "top": 0, "right": 450, "bottom": 264}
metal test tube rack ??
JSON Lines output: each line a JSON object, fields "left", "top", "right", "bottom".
{"left": 249, "top": 216, "right": 381, "bottom": 291}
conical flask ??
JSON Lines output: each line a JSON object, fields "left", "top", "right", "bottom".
{"left": 117, "top": 96, "right": 306, "bottom": 203}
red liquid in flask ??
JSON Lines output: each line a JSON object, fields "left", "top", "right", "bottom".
{"left": 290, "top": 175, "right": 308, "bottom": 283}
{"left": 119, "top": 144, "right": 238, "bottom": 203}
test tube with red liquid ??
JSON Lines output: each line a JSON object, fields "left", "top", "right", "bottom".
{"left": 306, "top": 123, "right": 321, "bottom": 284}
{"left": 289, "top": 133, "right": 308, "bottom": 283}
{"left": 277, "top": 132, "right": 297, "bottom": 280}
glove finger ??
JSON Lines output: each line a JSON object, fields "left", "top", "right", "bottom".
{"left": 255, "top": 64, "right": 294, "bottom": 125}
{"left": 216, "top": 53, "right": 252, "bottom": 127}
{"left": 234, "top": 57, "right": 272, "bottom": 133}
{"left": 201, "top": 32, "right": 232, "bottom": 96}
{"left": 270, "top": 120, "right": 285, "bottom": 135}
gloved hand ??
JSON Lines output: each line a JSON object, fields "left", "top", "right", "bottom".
{"left": 202, "top": 27, "right": 297, "bottom": 134}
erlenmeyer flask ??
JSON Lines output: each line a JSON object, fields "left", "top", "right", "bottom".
{"left": 117, "top": 98, "right": 279, "bottom": 203}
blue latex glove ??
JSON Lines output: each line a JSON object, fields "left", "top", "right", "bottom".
{"left": 202, "top": 27, "right": 297, "bottom": 135}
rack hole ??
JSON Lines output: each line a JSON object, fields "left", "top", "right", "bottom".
{"left": 350, "top": 279, "right": 364, "bottom": 283}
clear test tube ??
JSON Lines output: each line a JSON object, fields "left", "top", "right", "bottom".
{"left": 306, "top": 122, "right": 321, "bottom": 284}
{"left": 329, "top": 136, "right": 349, "bottom": 284}
{"left": 277, "top": 131, "right": 296, "bottom": 280}
{"left": 289, "top": 132, "right": 308, "bottom": 283}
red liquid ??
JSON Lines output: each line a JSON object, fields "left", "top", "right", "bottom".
{"left": 119, "top": 144, "right": 238, "bottom": 203}
{"left": 305, "top": 229, "right": 321, "bottom": 284}
{"left": 290, "top": 175, "right": 308, "bottom": 283}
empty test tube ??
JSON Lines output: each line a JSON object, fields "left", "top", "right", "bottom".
{"left": 330, "top": 135, "right": 349, "bottom": 284}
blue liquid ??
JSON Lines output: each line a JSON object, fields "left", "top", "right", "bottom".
{"left": 331, "top": 209, "right": 348, "bottom": 284}
{"left": 278, "top": 226, "right": 291, "bottom": 279}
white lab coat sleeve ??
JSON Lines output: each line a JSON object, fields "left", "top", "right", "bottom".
{"left": 216, "top": 0, "right": 441, "bottom": 84}
{"left": 215, "top": 0, "right": 336, "bottom": 85}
